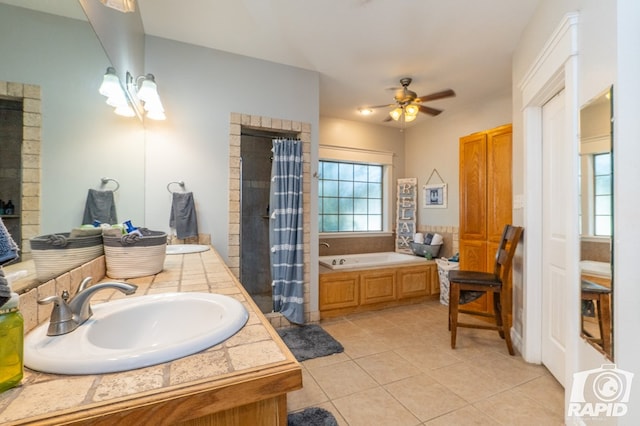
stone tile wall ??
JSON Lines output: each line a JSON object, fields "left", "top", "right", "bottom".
{"left": 0, "top": 80, "right": 42, "bottom": 260}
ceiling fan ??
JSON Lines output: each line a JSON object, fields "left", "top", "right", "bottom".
{"left": 365, "top": 77, "right": 455, "bottom": 123}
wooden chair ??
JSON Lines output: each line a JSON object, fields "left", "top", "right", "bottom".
{"left": 448, "top": 225, "right": 524, "bottom": 355}
{"left": 581, "top": 279, "right": 612, "bottom": 355}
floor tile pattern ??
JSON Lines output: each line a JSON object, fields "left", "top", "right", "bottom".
{"left": 285, "top": 299, "right": 564, "bottom": 425}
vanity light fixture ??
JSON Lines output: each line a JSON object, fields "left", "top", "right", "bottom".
{"left": 99, "top": 0, "right": 135, "bottom": 13}
{"left": 125, "top": 72, "right": 166, "bottom": 121}
{"left": 99, "top": 67, "right": 135, "bottom": 117}
{"left": 136, "top": 74, "right": 166, "bottom": 120}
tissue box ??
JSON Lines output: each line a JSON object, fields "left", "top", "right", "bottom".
{"left": 409, "top": 242, "right": 442, "bottom": 258}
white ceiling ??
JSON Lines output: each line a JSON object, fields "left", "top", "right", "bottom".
{"left": 4, "top": 0, "right": 542, "bottom": 127}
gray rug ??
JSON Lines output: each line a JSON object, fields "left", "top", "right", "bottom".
{"left": 288, "top": 407, "right": 338, "bottom": 426}
{"left": 277, "top": 324, "right": 344, "bottom": 362}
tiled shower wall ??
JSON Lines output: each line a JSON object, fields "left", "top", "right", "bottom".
{"left": 319, "top": 226, "right": 459, "bottom": 260}
{"left": 0, "top": 81, "right": 41, "bottom": 260}
{"left": 228, "top": 113, "right": 313, "bottom": 326}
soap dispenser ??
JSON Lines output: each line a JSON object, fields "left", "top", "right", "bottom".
{"left": 3, "top": 200, "right": 14, "bottom": 215}
{"left": 0, "top": 270, "right": 24, "bottom": 393}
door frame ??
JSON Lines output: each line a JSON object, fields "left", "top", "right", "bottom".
{"left": 518, "top": 13, "right": 580, "bottom": 386}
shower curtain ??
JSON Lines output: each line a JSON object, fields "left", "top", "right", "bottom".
{"left": 269, "top": 138, "right": 304, "bottom": 324}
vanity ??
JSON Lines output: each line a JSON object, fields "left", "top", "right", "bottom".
{"left": 0, "top": 247, "right": 302, "bottom": 425}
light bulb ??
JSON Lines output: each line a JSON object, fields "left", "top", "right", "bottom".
{"left": 405, "top": 104, "right": 419, "bottom": 116}
{"left": 389, "top": 108, "right": 403, "bottom": 121}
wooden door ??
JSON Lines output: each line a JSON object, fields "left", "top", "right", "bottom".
{"left": 459, "top": 132, "right": 487, "bottom": 242}
{"left": 541, "top": 91, "right": 568, "bottom": 386}
{"left": 486, "top": 124, "right": 513, "bottom": 243}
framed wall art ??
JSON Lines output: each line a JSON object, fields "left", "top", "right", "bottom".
{"left": 423, "top": 183, "right": 447, "bottom": 208}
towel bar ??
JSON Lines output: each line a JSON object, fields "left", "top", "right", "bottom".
{"left": 167, "top": 181, "right": 185, "bottom": 193}
{"left": 100, "top": 177, "right": 120, "bottom": 192}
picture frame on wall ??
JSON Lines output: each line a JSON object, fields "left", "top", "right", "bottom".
{"left": 423, "top": 183, "right": 447, "bottom": 208}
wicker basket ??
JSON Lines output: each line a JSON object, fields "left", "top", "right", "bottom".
{"left": 409, "top": 242, "right": 442, "bottom": 259}
{"left": 30, "top": 233, "right": 104, "bottom": 282}
{"left": 103, "top": 230, "right": 167, "bottom": 279}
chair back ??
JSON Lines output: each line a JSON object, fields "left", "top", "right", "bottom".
{"left": 492, "top": 225, "right": 524, "bottom": 284}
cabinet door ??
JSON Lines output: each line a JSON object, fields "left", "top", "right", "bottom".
{"left": 459, "top": 239, "right": 487, "bottom": 271}
{"left": 361, "top": 270, "right": 396, "bottom": 305}
{"left": 459, "top": 132, "right": 487, "bottom": 241}
{"left": 319, "top": 274, "right": 359, "bottom": 311}
{"left": 429, "top": 264, "right": 440, "bottom": 295}
{"left": 397, "top": 265, "right": 430, "bottom": 299}
{"left": 486, "top": 124, "right": 513, "bottom": 243}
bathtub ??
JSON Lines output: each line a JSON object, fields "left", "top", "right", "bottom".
{"left": 580, "top": 260, "right": 611, "bottom": 278}
{"left": 319, "top": 251, "right": 425, "bottom": 270}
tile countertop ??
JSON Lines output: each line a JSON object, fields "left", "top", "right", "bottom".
{"left": 0, "top": 248, "right": 302, "bottom": 425}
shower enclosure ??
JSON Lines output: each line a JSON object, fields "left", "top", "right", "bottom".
{"left": 240, "top": 129, "right": 296, "bottom": 313}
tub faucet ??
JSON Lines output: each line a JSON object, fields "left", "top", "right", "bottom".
{"left": 38, "top": 277, "right": 138, "bottom": 336}
{"left": 320, "top": 241, "right": 330, "bottom": 248}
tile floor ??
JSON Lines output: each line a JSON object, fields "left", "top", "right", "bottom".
{"left": 285, "top": 299, "right": 565, "bottom": 425}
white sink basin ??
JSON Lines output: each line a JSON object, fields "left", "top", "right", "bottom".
{"left": 24, "top": 292, "right": 248, "bottom": 375}
{"left": 166, "top": 244, "right": 210, "bottom": 255}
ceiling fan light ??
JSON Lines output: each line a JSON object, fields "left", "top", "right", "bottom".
{"left": 405, "top": 104, "right": 419, "bottom": 116}
{"left": 404, "top": 113, "right": 417, "bottom": 123}
{"left": 389, "top": 107, "right": 403, "bottom": 121}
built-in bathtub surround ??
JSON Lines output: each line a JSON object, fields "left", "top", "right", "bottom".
{"left": 0, "top": 80, "right": 42, "bottom": 260}
{"left": 228, "top": 113, "right": 313, "bottom": 327}
{"left": 318, "top": 234, "right": 395, "bottom": 256}
{"left": 580, "top": 238, "right": 611, "bottom": 263}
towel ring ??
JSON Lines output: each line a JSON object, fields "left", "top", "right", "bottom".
{"left": 100, "top": 177, "right": 120, "bottom": 192}
{"left": 167, "top": 181, "right": 185, "bottom": 193}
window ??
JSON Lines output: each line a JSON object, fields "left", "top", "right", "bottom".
{"left": 593, "top": 152, "right": 612, "bottom": 236}
{"left": 318, "top": 160, "right": 383, "bottom": 232}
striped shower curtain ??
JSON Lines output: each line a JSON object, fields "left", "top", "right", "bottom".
{"left": 269, "top": 138, "right": 304, "bottom": 324}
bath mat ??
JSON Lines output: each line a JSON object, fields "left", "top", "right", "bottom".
{"left": 287, "top": 407, "right": 338, "bottom": 426}
{"left": 277, "top": 324, "right": 344, "bottom": 362}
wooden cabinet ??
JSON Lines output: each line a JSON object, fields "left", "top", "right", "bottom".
{"left": 319, "top": 274, "right": 359, "bottom": 311}
{"left": 319, "top": 263, "right": 438, "bottom": 318}
{"left": 398, "top": 266, "right": 432, "bottom": 299}
{"left": 459, "top": 124, "right": 512, "bottom": 315}
{"left": 361, "top": 270, "right": 396, "bottom": 304}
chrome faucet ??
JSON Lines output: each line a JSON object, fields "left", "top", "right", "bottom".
{"left": 38, "top": 277, "right": 138, "bottom": 336}
{"left": 320, "top": 241, "right": 330, "bottom": 248}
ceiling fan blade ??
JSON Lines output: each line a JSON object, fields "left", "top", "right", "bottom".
{"left": 365, "top": 103, "right": 395, "bottom": 109}
{"left": 418, "top": 105, "right": 442, "bottom": 116}
{"left": 417, "top": 89, "right": 456, "bottom": 103}
{"left": 383, "top": 115, "right": 393, "bottom": 122}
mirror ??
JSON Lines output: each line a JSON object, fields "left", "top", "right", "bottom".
{"left": 0, "top": 1, "right": 145, "bottom": 293}
{"left": 579, "top": 86, "right": 613, "bottom": 359}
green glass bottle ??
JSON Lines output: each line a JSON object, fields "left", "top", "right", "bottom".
{"left": 0, "top": 291, "right": 23, "bottom": 393}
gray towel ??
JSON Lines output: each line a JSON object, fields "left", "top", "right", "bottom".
{"left": 83, "top": 189, "right": 118, "bottom": 225}
{"left": 0, "top": 267, "right": 10, "bottom": 307}
{"left": 0, "top": 217, "right": 19, "bottom": 266}
{"left": 169, "top": 192, "right": 198, "bottom": 239}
